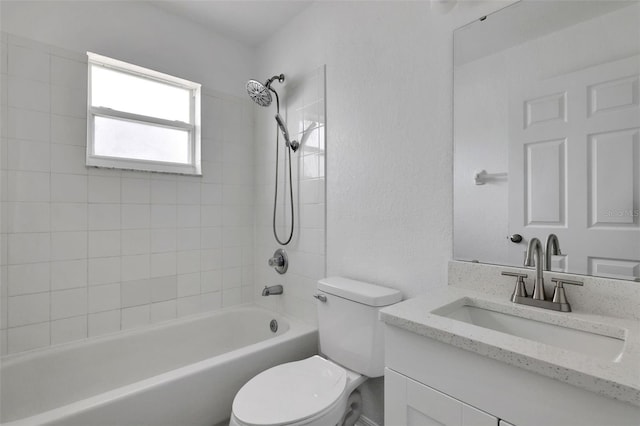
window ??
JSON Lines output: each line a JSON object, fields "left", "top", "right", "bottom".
{"left": 87, "top": 52, "right": 201, "bottom": 175}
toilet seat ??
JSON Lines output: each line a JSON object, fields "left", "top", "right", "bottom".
{"left": 232, "top": 356, "right": 347, "bottom": 426}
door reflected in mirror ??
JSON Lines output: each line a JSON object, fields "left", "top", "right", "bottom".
{"left": 453, "top": 0, "right": 640, "bottom": 281}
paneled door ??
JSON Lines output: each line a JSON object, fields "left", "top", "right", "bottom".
{"left": 508, "top": 55, "right": 640, "bottom": 280}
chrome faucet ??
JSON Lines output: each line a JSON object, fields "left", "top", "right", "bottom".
{"left": 262, "top": 285, "right": 283, "bottom": 296}
{"left": 524, "top": 237, "right": 545, "bottom": 300}
{"left": 545, "top": 234, "right": 561, "bottom": 271}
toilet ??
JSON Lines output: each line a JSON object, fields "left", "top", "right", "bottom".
{"left": 230, "top": 276, "right": 402, "bottom": 426}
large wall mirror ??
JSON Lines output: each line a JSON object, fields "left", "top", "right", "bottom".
{"left": 453, "top": 1, "right": 640, "bottom": 281}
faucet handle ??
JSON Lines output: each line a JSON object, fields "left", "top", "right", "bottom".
{"left": 551, "top": 278, "right": 583, "bottom": 287}
{"left": 501, "top": 271, "right": 528, "bottom": 278}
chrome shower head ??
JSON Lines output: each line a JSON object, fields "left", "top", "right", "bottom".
{"left": 246, "top": 80, "right": 272, "bottom": 107}
{"left": 246, "top": 74, "right": 285, "bottom": 107}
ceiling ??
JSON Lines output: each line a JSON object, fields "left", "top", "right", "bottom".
{"left": 152, "top": 0, "right": 314, "bottom": 47}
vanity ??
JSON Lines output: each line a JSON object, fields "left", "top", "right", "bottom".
{"left": 380, "top": 263, "right": 640, "bottom": 426}
{"left": 382, "top": 1, "right": 640, "bottom": 423}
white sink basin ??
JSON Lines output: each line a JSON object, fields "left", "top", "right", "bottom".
{"left": 434, "top": 303, "right": 626, "bottom": 362}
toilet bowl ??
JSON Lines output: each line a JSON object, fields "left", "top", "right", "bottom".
{"left": 230, "top": 356, "right": 365, "bottom": 426}
{"left": 230, "top": 277, "right": 402, "bottom": 426}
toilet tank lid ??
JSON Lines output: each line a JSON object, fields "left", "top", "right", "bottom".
{"left": 317, "top": 277, "right": 402, "bottom": 306}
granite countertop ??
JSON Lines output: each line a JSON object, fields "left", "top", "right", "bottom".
{"left": 379, "top": 286, "right": 640, "bottom": 407}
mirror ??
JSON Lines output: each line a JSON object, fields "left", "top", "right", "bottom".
{"left": 453, "top": 1, "right": 640, "bottom": 281}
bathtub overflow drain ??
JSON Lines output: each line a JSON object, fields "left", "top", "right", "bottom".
{"left": 270, "top": 319, "right": 278, "bottom": 333}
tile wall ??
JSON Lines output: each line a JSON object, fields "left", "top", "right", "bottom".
{"left": 0, "top": 34, "right": 255, "bottom": 355}
{"left": 254, "top": 66, "right": 326, "bottom": 324}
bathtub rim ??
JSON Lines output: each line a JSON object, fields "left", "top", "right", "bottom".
{"left": 0, "top": 302, "right": 307, "bottom": 365}
{"left": 1, "top": 304, "right": 318, "bottom": 426}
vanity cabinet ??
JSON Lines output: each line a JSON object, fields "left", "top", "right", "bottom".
{"left": 385, "top": 368, "right": 498, "bottom": 426}
{"left": 383, "top": 324, "right": 640, "bottom": 426}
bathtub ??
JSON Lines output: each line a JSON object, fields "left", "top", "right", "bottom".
{"left": 0, "top": 305, "right": 318, "bottom": 426}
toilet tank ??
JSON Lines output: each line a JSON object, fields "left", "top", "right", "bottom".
{"left": 316, "top": 277, "right": 402, "bottom": 378}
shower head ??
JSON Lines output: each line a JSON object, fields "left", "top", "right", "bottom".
{"left": 246, "top": 74, "right": 285, "bottom": 107}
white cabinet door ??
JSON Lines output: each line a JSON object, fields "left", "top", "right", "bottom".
{"left": 385, "top": 368, "right": 498, "bottom": 426}
{"left": 508, "top": 55, "right": 640, "bottom": 279}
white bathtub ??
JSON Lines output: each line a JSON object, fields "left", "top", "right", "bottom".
{"left": 0, "top": 305, "right": 318, "bottom": 426}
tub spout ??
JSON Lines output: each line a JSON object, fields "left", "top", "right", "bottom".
{"left": 262, "top": 285, "right": 283, "bottom": 296}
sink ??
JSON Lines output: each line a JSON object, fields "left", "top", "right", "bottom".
{"left": 433, "top": 302, "right": 626, "bottom": 362}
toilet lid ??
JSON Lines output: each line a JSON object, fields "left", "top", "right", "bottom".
{"left": 232, "top": 356, "right": 347, "bottom": 426}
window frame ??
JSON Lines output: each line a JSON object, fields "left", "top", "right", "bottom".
{"left": 86, "top": 52, "right": 202, "bottom": 175}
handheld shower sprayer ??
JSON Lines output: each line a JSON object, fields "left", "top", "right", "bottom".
{"left": 275, "top": 113, "right": 299, "bottom": 152}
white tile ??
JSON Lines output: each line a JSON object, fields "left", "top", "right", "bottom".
{"left": 51, "top": 259, "right": 87, "bottom": 291}
{"left": 51, "top": 56, "right": 86, "bottom": 89}
{"left": 150, "top": 179, "right": 176, "bottom": 204}
{"left": 200, "top": 291, "right": 221, "bottom": 312}
{"left": 121, "top": 204, "right": 150, "bottom": 229}
{"left": 121, "top": 255, "right": 149, "bottom": 282}
{"left": 177, "top": 228, "right": 200, "bottom": 251}
{"left": 88, "top": 283, "right": 120, "bottom": 313}
{"left": 8, "top": 108, "right": 50, "bottom": 142}
{"left": 201, "top": 269, "right": 222, "bottom": 293}
{"left": 222, "top": 267, "right": 242, "bottom": 289}
{"left": 50, "top": 231, "right": 87, "bottom": 261}
{"left": 51, "top": 203, "right": 87, "bottom": 231}
{"left": 150, "top": 275, "right": 177, "bottom": 302}
{"left": 7, "top": 202, "right": 50, "bottom": 232}
{"left": 121, "top": 279, "right": 151, "bottom": 308}
{"left": 200, "top": 228, "right": 222, "bottom": 250}
{"left": 88, "top": 257, "right": 120, "bottom": 285}
{"left": 300, "top": 203, "right": 325, "bottom": 229}
{"left": 150, "top": 205, "right": 176, "bottom": 229}
{"left": 8, "top": 233, "right": 50, "bottom": 264}
{"left": 222, "top": 247, "right": 242, "bottom": 268}
{"left": 121, "top": 178, "right": 150, "bottom": 204}
{"left": 88, "top": 230, "right": 120, "bottom": 258}
{"left": 177, "top": 181, "right": 200, "bottom": 205}
{"left": 150, "top": 228, "right": 176, "bottom": 253}
{"left": 150, "top": 300, "right": 176, "bottom": 323}
{"left": 222, "top": 288, "right": 241, "bottom": 308}
{"left": 8, "top": 44, "right": 49, "bottom": 82}
{"left": 201, "top": 248, "right": 222, "bottom": 271}
{"left": 7, "top": 170, "right": 49, "bottom": 202}
{"left": 122, "top": 229, "right": 149, "bottom": 255}
{"left": 150, "top": 252, "right": 176, "bottom": 278}
{"left": 8, "top": 262, "right": 49, "bottom": 296}
{"left": 0, "top": 329, "right": 7, "bottom": 356}
{"left": 7, "top": 139, "right": 50, "bottom": 172}
{"left": 177, "top": 250, "right": 200, "bottom": 274}
{"left": 176, "top": 295, "right": 200, "bottom": 317}
{"left": 201, "top": 183, "right": 222, "bottom": 205}
{"left": 88, "top": 204, "right": 120, "bottom": 230}
{"left": 121, "top": 305, "right": 150, "bottom": 330}
{"left": 51, "top": 316, "right": 87, "bottom": 345}
{"left": 51, "top": 173, "right": 87, "bottom": 203}
{"left": 51, "top": 287, "right": 87, "bottom": 320}
{"left": 8, "top": 76, "right": 49, "bottom": 112}
{"left": 241, "top": 285, "right": 253, "bottom": 303}
{"left": 8, "top": 322, "right": 49, "bottom": 354}
{"left": 177, "top": 272, "right": 200, "bottom": 298}
{"left": 51, "top": 144, "right": 86, "bottom": 175}
{"left": 88, "top": 176, "right": 120, "bottom": 203}
{"left": 88, "top": 310, "right": 120, "bottom": 337}
{"left": 8, "top": 292, "right": 50, "bottom": 326}
{"left": 51, "top": 115, "right": 86, "bottom": 146}
{"left": 177, "top": 205, "right": 200, "bottom": 228}
{"left": 201, "top": 205, "right": 222, "bottom": 227}
{"left": 51, "top": 85, "right": 86, "bottom": 118}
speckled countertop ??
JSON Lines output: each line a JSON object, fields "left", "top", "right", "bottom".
{"left": 379, "top": 286, "right": 640, "bottom": 407}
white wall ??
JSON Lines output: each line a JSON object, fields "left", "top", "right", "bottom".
{"left": 0, "top": 1, "right": 257, "bottom": 355}
{"left": 256, "top": 1, "right": 513, "bottom": 299}
{"left": 0, "top": 0, "right": 254, "bottom": 98}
